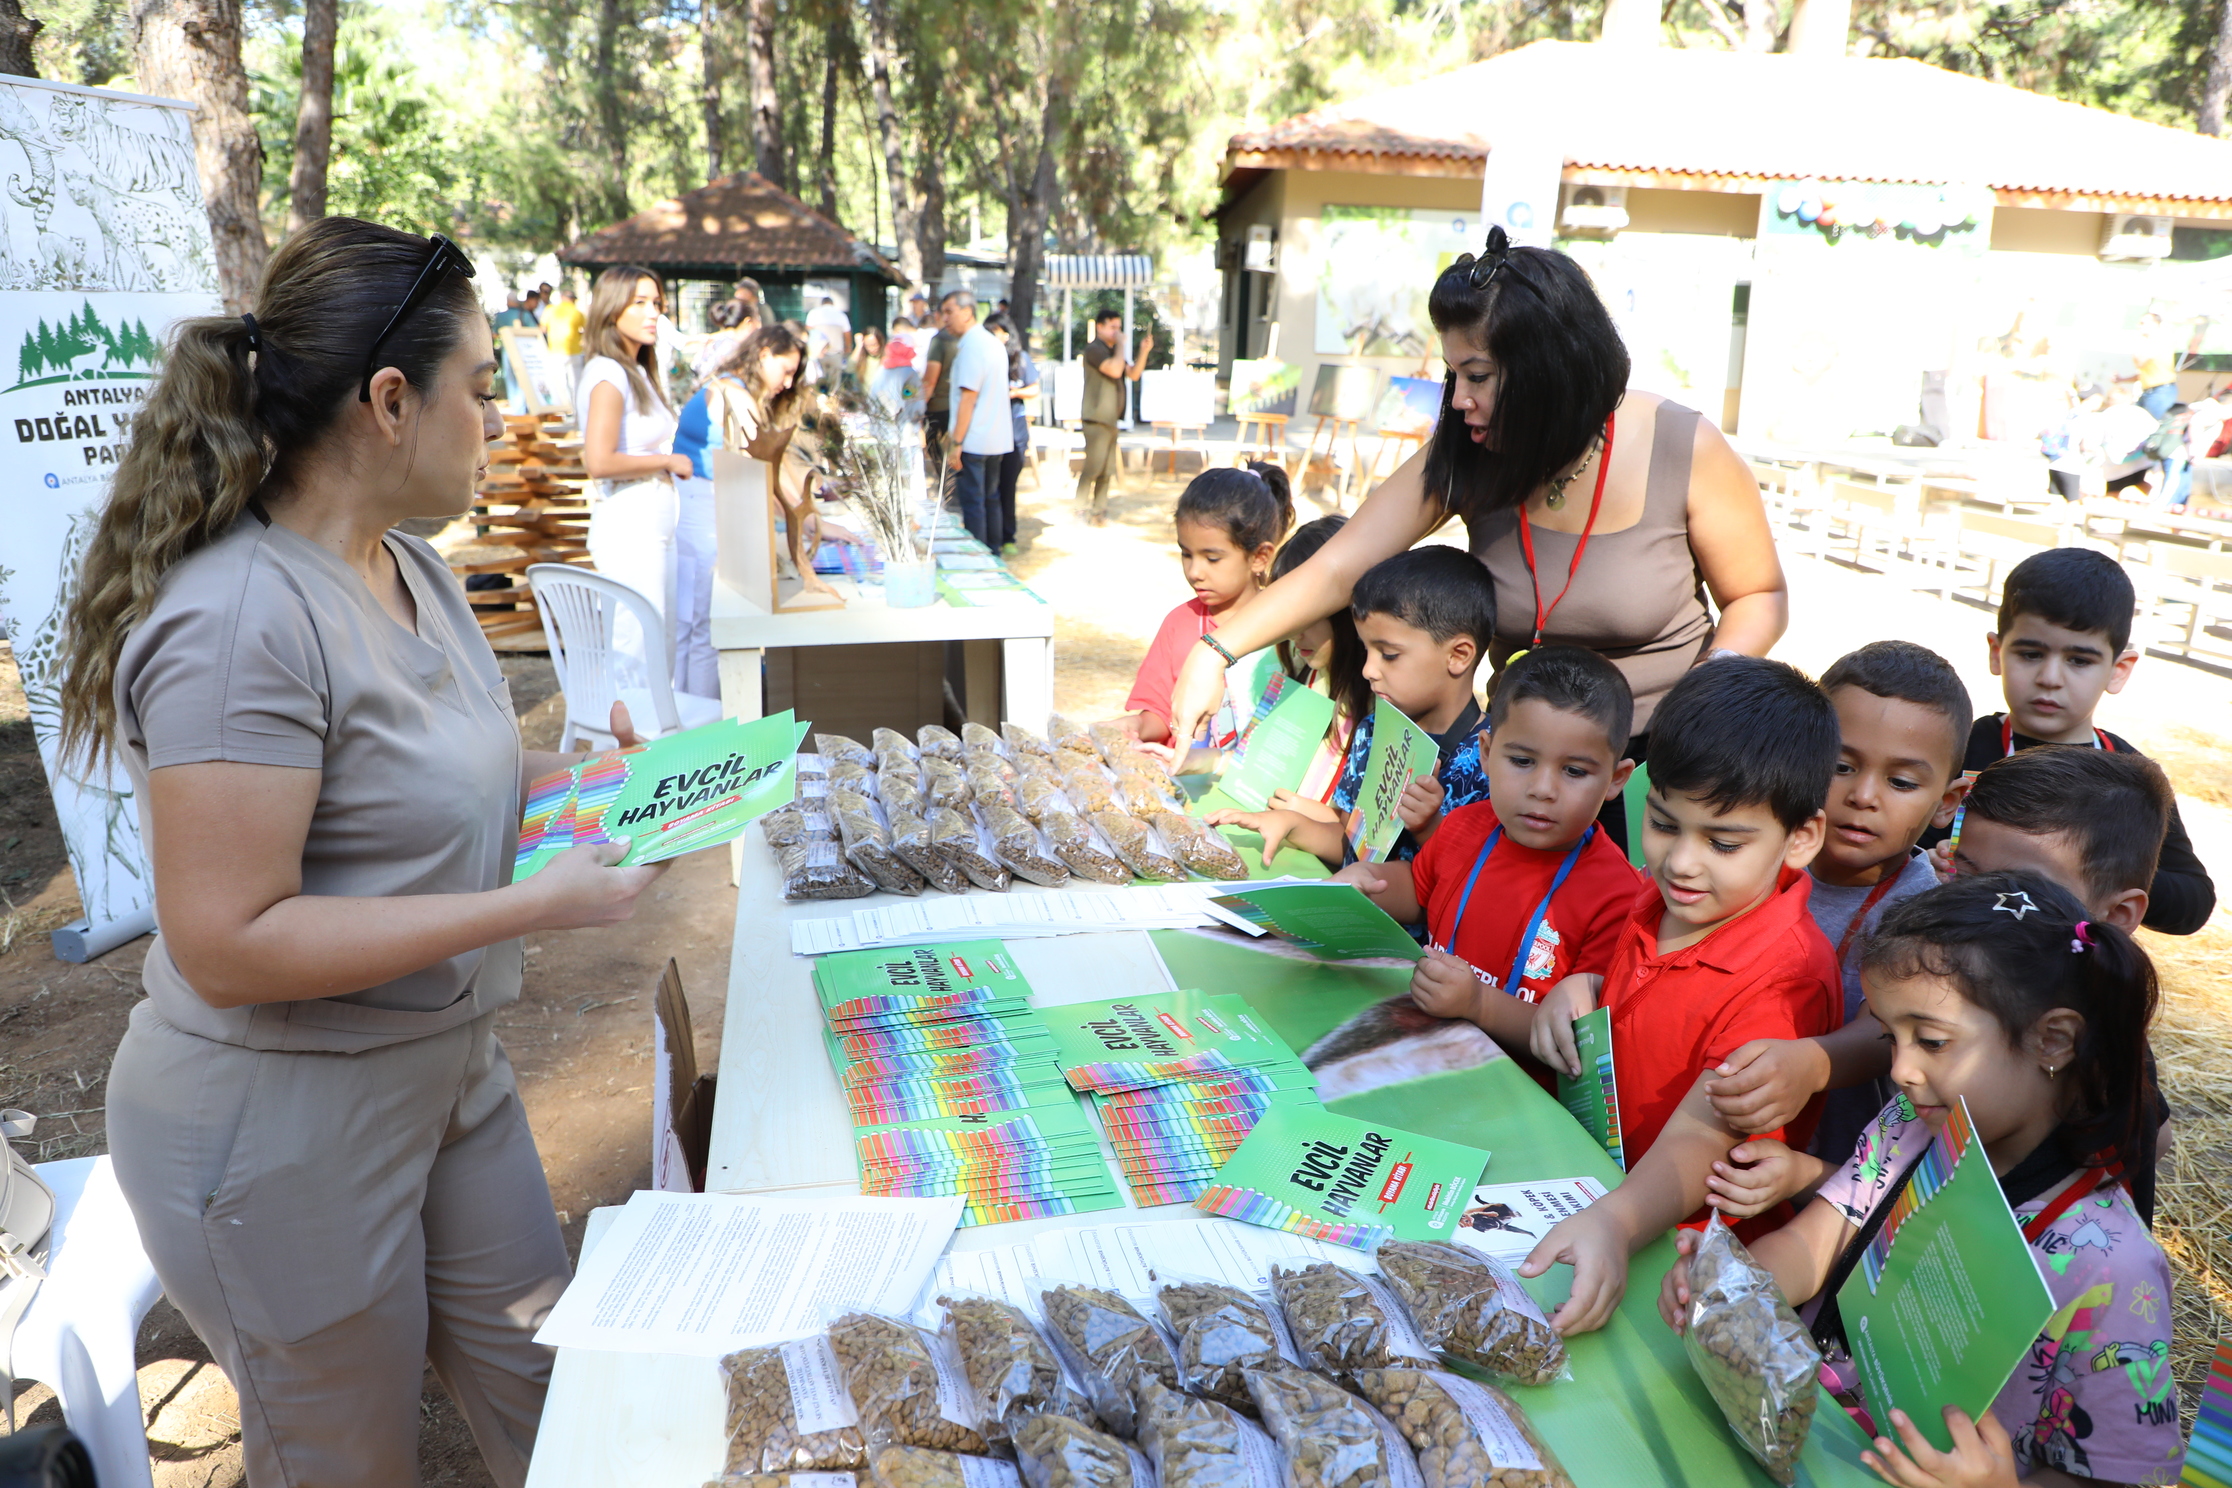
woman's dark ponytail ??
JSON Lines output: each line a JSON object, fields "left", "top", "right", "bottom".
{"left": 1861, "top": 871, "right": 2159, "bottom": 1184}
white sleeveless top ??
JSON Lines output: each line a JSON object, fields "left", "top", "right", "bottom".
{"left": 577, "top": 354, "right": 677, "bottom": 457}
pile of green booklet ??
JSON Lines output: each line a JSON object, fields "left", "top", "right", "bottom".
{"left": 814, "top": 940, "right": 1124, "bottom": 1226}
{"left": 1038, "top": 990, "right": 1319, "bottom": 1207}
{"left": 1194, "top": 1102, "right": 1493, "bottom": 1251}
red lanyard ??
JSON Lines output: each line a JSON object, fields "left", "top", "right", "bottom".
{"left": 1833, "top": 867, "right": 1905, "bottom": 972}
{"left": 1517, "top": 415, "right": 1616, "bottom": 649}
{"left": 2020, "top": 1162, "right": 2121, "bottom": 1243}
{"left": 2001, "top": 717, "right": 2112, "bottom": 756}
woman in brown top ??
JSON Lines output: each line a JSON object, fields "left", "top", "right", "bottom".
{"left": 1169, "top": 228, "right": 1787, "bottom": 846}
{"left": 56, "top": 218, "right": 666, "bottom": 1488}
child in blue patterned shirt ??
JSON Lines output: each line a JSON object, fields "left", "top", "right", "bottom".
{"left": 1209, "top": 544, "right": 1493, "bottom": 866}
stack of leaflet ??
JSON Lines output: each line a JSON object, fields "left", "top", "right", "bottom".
{"left": 814, "top": 940, "right": 1124, "bottom": 1226}
{"left": 789, "top": 883, "right": 1234, "bottom": 956}
{"left": 1038, "top": 990, "right": 1319, "bottom": 1208}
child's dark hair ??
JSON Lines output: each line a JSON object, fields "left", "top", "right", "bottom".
{"left": 1489, "top": 645, "right": 1633, "bottom": 756}
{"left": 1176, "top": 466, "right": 1291, "bottom": 554}
{"left": 1349, "top": 545, "right": 1496, "bottom": 654}
{"left": 1997, "top": 547, "right": 2137, "bottom": 657}
{"left": 1861, "top": 870, "right": 2158, "bottom": 1193}
{"left": 1648, "top": 656, "right": 1838, "bottom": 830}
{"left": 1819, "top": 639, "right": 1972, "bottom": 777}
{"left": 1246, "top": 460, "right": 1293, "bottom": 528}
{"left": 1965, "top": 747, "right": 2172, "bottom": 903}
{"left": 1273, "top": 516, "right": 1371, "bottom": 723}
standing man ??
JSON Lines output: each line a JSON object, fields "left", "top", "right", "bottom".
{"left": 943, "top": 290, "right": 1012, "bottom": 547}
{"left": 807, "top": 295, "right": 853, "bottom": 381}
{"left": 921, "top": 290, "right": 963, "bottom": 469}
{"left": 1077, "top": 309, "right": 1151, "bottom": 526}
{"left": 543, "top": 283, "right": 588, "bottom": 393}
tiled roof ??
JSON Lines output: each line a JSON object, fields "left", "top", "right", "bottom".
{"left": 1227, "top": 41, "right": 2232, "bottom": 204}
{"left": 560, "top": 172, "right": 903, "bottom": 280}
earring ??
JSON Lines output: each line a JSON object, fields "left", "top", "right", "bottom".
{"left": 2045, "top": 1064, "right": 2058, "bottom": 1080}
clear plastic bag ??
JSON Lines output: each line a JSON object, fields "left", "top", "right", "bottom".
{"left": 919, "top": 725, "right": 966, "bottom": 761}
{"left": 923, "top": 757, "right": 976, "bottom": 810}
{"left": 1012, "top": 1415, "right": 1152, "bottom": 1488}
{"left": 762, "top": 804, "right": 810, "bottom": 850}
{"left": 1680, "top": 1215, "right": 1820, "bottom": 1485}
{"left": 779, "top": 834, "right": 876, "bottom": 900}
{"left": 818, "top": 734, "right": 877, "bottom": 768}
{"left": 981, "top": 801, "right": 1072, "bottom": 888}
{"left": 1147, "top": 813, "right": 1249, "bottom": 882}
{"left": 933, "top": 807, "right": 1012, "bottom": 891}
{"left": 1047, "top": 714, "right": 1096, "bottom": 755}
{"left": 1348, "top": 1369, "right": 1574, "bottom": 1488}
{"left": 831, "top": 759, "right": 882, "bottom": 800}
{"left": 1267, "top": 1264, "right": 1416, "bottom": 1375}
{"left": 719, "top": 1337, "right": 869, "bottom": 1475}
{"left": 1244, "top": 1367, "right": 1419, "bottom": 1488}
{"left": 938, "top": 1293, "right": 1098, "bottom": 1438}
{"left": 1372, "top": 1241, "right": 1566, "bottom": 1387}
{"left": 1044, "top": 810, "right": 1130, "bottom": 885}
{"left": 1087, "top": 812, "right": 1183, "bottom": 882}
{"left": 873, "top": 728, "right": 920, "bottom": 760}
{"left": 1117, "top": 769, "right": 1183, "bottom": 815}
{"left": 891, "top": 807, "right": 970, "bottom": 894}
{"left": 962, "top": 722, "right": 1007, "bottom": 755}
{"left": 967, "top": 760, "right": 1022, "bottom": 812}
{"left": 1016, "top": 775, "right": 1077, "bottom": 825}
{"left": 1061, "top": 768, "right": 1119, "bottom": 815}
{"left": 868, "top": 1447, "right": 1023, "bottom": 1488}
{"left": 1004, "top": 723, "right": 1056, "bottom": 760}
{"left": 1037, "top": 1283, "right": 1182, "bottom": 1439}
{"left": 833, "top": 788, "right": 927, "bottom": 896}
{"left": 1135, "top": 1377, "right": 1282, "bottom": 1488}
{"left": 882, "top": 769, "right": 927, "bottom": 818}
{"left": 1155, "top": 1281, "right": 1289, "bottom": 1415}
{"left": 828, "top": 1311, "right": 995, "bottom": 1456}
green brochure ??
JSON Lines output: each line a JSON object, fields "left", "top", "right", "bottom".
{"left": 812, "top": 940, "right": 1033, "bottom": 1025}
{"left": 1835, "top": 1097, "right": 2056, "bottom": 1453}
{"left": 1556, "top": 1007, "right": 1625, "bottom": 1170}
{"left": 1192, "top": 1101, "right": 1491, "bottom": 1250}
{"left": 1220, "top": 674, "right": 1338, "bottom": 811}
{"left": 1208, "top": 881, "right": 1423, "bottom": 961}
{"left": 514, "top": 711, "right": 806, "bottom": 880}
{"left": 1039, "top": 990, "right": 1307, "bottom": 1088}
{"left": 1344, "top": 699, "right": 1440, "bottom": 864}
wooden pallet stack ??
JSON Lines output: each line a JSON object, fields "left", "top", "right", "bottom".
{"left": 450, "top": 413, "right": 592, "bottom": 650}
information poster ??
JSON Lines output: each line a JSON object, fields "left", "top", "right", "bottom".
{"left": 1835, "top": 1098, "right": 2055, "bottom": 1452}
{"left": 1556, "top": 1007, "right": 1624, "bottom": 1169}
{"left": 1315, "top": 207, "right": 1478, "bottom": 357}
{"left": 0, "top": 78, "right": 222, "bottom": 956}
{"left": 1346, "top": 699, "right": 1438, "bottom": 864}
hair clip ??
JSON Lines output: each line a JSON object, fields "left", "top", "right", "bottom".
{"left": 1464, "top": 225, "right": 1515, "bottom": 291}
{"left": 2070, "top": 920, "right": 2093, "bottom": 953}
{"left": 1992, "top": 890, "right": 2038, "bottom": 920}
{"left": 239, "top": 313, "right": 261, "bottom": 354}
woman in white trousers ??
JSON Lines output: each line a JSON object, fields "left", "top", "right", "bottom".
{"left": 578, "top": 266, "right": 691, "bottom": 682}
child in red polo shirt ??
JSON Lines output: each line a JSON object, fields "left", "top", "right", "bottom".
{"left": 1516, "top": 657, "right": 1842, "bottom": 1337}
{"left": 1336, "top": 647, "right": 1641, "bottom": 1080}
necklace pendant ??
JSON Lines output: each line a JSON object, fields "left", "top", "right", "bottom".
{"left": 1545, "top": 491, "right": 1565, "bottom": 510}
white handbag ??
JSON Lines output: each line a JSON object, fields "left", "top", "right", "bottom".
{"left": 0, "top": 1109, "right": 55, "bottom": 1429}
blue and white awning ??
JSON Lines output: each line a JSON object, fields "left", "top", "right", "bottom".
{"left": 1041, "top": 254, "right": 1155, "bottom": 289}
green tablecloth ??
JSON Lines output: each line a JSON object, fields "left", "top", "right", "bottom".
{"left": 1152, "top": 930, "right": 1879, "bottom": 1488}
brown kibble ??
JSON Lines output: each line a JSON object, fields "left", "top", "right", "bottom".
{"left": 1038, "top": 1285, "right": 1180, "bottom": 1439}
{"left": 1680, "top": 1222, "right": 1820, "bottom": 1485}
{"left": 1350, "top": 1369, "right": 1573, "bottom": 1488}
{"left": 1243, "top": 1366, "right": 1397, "bottom": 1488}
{"left": 1268, "top": 1263, "right": 1401, "bottom": 1374}
{"left": 829, "top": 1312, "right": 994, "bottom": 1456}
{"left": 718, "top": 1343, "right": 868, "bottom": 1475}
{"left": 1012, "top": 1415, "right": 1142, "bottom": 1488}
{"left": 868, "top": 1447, "right": 1016, "bottom": 1488}
{"left": 939, "top": 1295, "right": 1097, "bottom": 1437}
{"left": 1156, "top": 1281, "right": 1284, "bottom": 1415}
{"left": 1147, "top": 813, "right": 1249, "bottom": 881}
{"left": 1375, "top": 1241, "right": 1566, "bottom": 1387}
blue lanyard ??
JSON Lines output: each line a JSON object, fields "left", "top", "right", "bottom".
{"left": 1447, "top": 826, "right": 1594, "bottom": 997}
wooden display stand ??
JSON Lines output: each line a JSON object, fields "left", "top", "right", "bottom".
{"left": 447, "top": 413, "right": 590, "bottom": 649}
{"left": 712, "top": 448, "right": 843, "bottom": 614}
{"left": 1232, "top": 411, "right": 1290, "bottom": 470}
{"left": 1301, "top": 415, "right": 1363, "bottom": 503}
{"left": 1150, "top": 421, "right": 1210, "bottom": 474}
{"left": 1365, "top": 427, "right": 1427, "bottom": 487}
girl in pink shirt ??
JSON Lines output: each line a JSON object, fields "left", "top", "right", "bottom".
{"left": 1659, "top": 870, "right": 2180, "bottom": 1487}
{"left": 1122, "top": 463, "right": 1293, "bottom": 746}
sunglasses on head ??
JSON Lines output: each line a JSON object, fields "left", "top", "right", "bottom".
{"left": 360, "top": 233, "right": 477, "bottom": 401}
{"left": 1457, "top": 224, "right": 1516, "bottom": 292}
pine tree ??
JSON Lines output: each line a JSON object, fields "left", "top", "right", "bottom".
{"left": 18, "top": 330, "right": 42, "bottom": 384}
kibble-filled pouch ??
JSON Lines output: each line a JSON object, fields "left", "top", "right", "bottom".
{"left": 1348, "top": 1369, "right": 1573, "bottom": 1488}
{"left": 868, "top": 1447, "right": 1024, "bottom": 1488}
{"left": 1267, "top": 1264, "right": 1422, "bottom": 1375}
{"left": 1146, "top": 813, "right": 1249, "bottom": 881}
{"left": 1243, "top": 1366, "right": 1421, "bottom": 1488}
{"left": 1011, "top": 1415, "right": 1153, "bottom": 1488}
{"left": 1043, "top": 810, "right": 1131, "bottom": 885}
{"left": 1003, "top": 723, "right": 1056, "bottom": 759}
{"left": 1037, "top": 1283, "right": 1182, "bottom": 1439}
{"left": 828, "top": 1311, "right": 996, "bottom": 1456}
{"left": 938, "top": 1293, "right": 1098, "bottom": 1437}
{"left": 1086, "top": 812, "right": 1183, "bottom": 882}
{"left": 1680, "top": 1215, "right": 1819, "bottom": 1485}
{"left": 1155, "top": 1281, "right": 1291, "bottom": 1415}
{"left": 890, "top": 807, "right": 971, "bottom": 894}
{"left": 817, "top": 734, "right": 877, "bottom": 767}
{"left": 1135, "top": 1377, "right": 1282, "bottom": 1488}
{"left": 918, "top": 725, "right": 966, "bottom": 760}
{"left": 932, "top": 807, "right": 1013, "bottom": 891}
{"left": 719, "top": 1336, "right": 868, "bottom": 1475}
{"left": 980, "top": 801, "right": 1072, "bottom": 888}
{"left": 1372, "top": 1241, "right": 1566, "bottom": 1387}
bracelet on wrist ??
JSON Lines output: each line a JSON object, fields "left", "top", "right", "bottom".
{"left": 1199, "top": 633, "right": 1239, "bottom": 666}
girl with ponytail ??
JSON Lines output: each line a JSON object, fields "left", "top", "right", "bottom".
{"left": 59, "top": 217, "right": 667, "bottom": 1488}
{"left": 1658, "top": 871, "right": 2178, "bottom": 1486}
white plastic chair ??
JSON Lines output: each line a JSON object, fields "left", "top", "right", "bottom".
{"left": 13, "top": 1156, "right": 163, "bottom": 1488}
{"left": 526, "top": 564, "right": 724, "bottom": 751}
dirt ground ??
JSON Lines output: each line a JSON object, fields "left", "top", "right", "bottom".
{"left": 1, "top": 447, "right": 2229, "bottom": 1480}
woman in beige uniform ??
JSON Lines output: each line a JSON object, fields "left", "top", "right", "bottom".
{"left": 56, "top": 218, "right": 666, "bottom": 1487}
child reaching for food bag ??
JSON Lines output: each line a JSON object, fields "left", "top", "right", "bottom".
{"left": 1118, "top": 464, "right": 1294, "bottom": 754}
{"left": 1657, "top": 870, "right": 2180, "bottom": 1487}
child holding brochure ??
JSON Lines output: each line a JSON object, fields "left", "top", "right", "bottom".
{"left": 1334, "top": 647, "right": 1640, "bottom": 1082}
{"left": 1121, "top": 464, "right": 1294, "bottom": 747}
{"left": 1657, "top": 873, "right": 2179, "bottom": 1487}
{"left": 1208, "top": 545, "right": 1496, "bottom": 865}
{"left": 1256, "top": 515, "right": 1368, "bottom": 812}
{"left": 1516, "top": 657, "right": 1841, "bottom": 1335}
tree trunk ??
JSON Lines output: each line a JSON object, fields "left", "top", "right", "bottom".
{"left": 592, "top": 0, "right": 630, "bottom": 218}
{"left": 862, "top": 0, "right": 920, "bottom": 286}
{"left": 910, "top": 60, "right": 946, "bottom": 287}
{"left": 131, "top": 0, "right": 266, "bottom": 309}
{"left": 285, "top": 0, "right": 336, "bottom": 233}
{"left": 1005, "top": 81, "right": 1064, "bottom": 337}
{"left": 815, "top": 19, "right": 840, "bottom": 217}
{"left": 2204, "top": 0, "right": 2232, "bottom": 136}
{"left": 746, "top": 0, "right": 783, "bottom": 187}
{"left": 1743, "top": 0, "right": 1780, "bottom": 50}
{"left": 701, "top": 0, "right": 724, "bottom": 179}
{"left": 0, "top": 0, "right": 40, "bottom": 76}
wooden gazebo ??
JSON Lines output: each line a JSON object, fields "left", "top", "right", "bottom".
{"left": 559, "top": 172, "right": 904, "bottom": 331}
